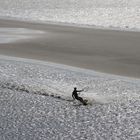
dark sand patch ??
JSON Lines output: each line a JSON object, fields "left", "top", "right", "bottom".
{"left": 0, "top": 19, "right": 140, "bottom": 78}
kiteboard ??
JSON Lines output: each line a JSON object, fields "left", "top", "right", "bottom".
{"left": 72, "top": 99, "right": 92, "bottom": 106}
{"left": 83, "top": 99, "right": 92, "bottom": 105}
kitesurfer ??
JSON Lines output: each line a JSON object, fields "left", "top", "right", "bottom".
{"left": 72, "top": 87, "right": 87, "bottom": 105}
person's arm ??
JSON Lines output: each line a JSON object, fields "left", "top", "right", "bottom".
{"left": 77, "top": 89, "right": 84, "bottom": 92}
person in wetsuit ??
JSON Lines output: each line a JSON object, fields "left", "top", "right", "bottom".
{"left": 72, "top": 87, "right": 87, "bottom": 105}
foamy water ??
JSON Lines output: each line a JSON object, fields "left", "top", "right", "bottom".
{"left": 0, "top": 0, "right": 140, "bottom": 31}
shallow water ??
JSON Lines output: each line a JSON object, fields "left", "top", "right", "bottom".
{"left": 0, "top": 0, "right": 140, "bottom": 31}
{"left": 0, "top": 83, "right": 140, "bottom": 139}
{"left": 0, "top": 56, "right": 140, "bottom": 139}
{"left": 0, "top": 27, "right": 44, "bottom": 43}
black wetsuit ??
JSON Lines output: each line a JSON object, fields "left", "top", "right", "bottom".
{"left": 72, "top": 89, "right": 87, "bottom": 105}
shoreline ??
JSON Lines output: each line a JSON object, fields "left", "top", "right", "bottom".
{"left": 0, "top": 17, "right": 140, "bottom": 33}
{"left": 0, "top": 18, "right": 139, "bottom": 33}
{"left": 1, "top": 54, "right": 140, "bottom": 83}
{"left": 0, "top": 18, "right": 140, "bottom": 79}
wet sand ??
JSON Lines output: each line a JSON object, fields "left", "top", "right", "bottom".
{"left": 0, "top": 19, "right": 140, "bottom": 78}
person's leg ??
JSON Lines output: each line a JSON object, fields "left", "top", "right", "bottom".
{"left": 77, "top": 97, "right": 87, "bottom": 105}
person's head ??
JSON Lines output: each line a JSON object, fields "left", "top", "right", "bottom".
{"left": 74, "top": 87, "right": 77, "bottom": 90}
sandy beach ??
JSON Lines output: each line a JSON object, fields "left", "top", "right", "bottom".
{"left": 0, "top": 19, "right": 140, "bottom": 78}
